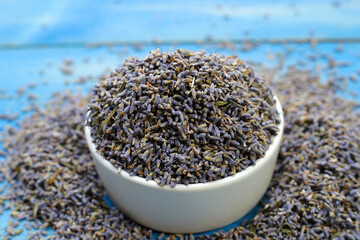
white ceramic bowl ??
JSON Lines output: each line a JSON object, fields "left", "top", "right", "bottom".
{"left": 85, "top": 95, "right": 284, "bottom": 234}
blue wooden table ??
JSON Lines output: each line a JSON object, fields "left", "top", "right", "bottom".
{"left": 0, "top": 0, "right": 359, "bottom": 238}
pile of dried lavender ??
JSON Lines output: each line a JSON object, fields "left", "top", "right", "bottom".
{"left": 87, "top": 49, "right": 280, "bottom": 186}
{"left": 0, "top": 58, "right": 359, "bottom": 239}
{"left": 1, "top": 92, "right": 153, "bottom": 239}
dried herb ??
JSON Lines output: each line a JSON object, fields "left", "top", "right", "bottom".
{"left": 87, "top": 49, "right": 280, "bottom": 186}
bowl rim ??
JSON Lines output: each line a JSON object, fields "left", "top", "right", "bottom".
{"left": 85, "top": 95, "right": 284, "bottom": 192}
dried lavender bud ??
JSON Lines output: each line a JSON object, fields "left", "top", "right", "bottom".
{"left": 87, "top": 49, "right": 280, "bottom": 186}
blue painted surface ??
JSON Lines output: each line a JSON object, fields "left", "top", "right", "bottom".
{"left": 0, "top": 0, "right": 359, "bottom": 239}
{"left": 1, "top": 0, "right": 360, "bottom": 44}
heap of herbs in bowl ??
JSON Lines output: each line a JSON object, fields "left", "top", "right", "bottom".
{"left": 85, "top": 49, "right": 283, "bottom": 233}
